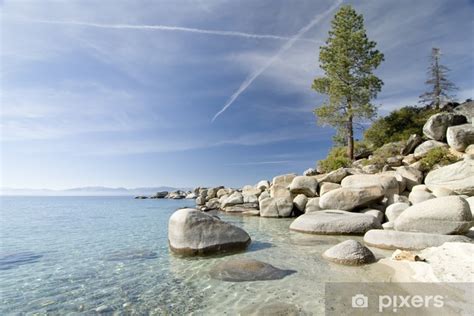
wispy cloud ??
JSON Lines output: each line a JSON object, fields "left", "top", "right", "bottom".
{"left": 21, "top": 19, "right": 321, "bottom": 43}
{"left": 211, "top": 0, "right": 342, "bottom": 122}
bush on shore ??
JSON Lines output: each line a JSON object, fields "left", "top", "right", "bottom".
{"left": 419, "top": 147, "right": 460, "bottom": 172}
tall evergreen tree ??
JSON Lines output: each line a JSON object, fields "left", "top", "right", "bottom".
{"left": 419, "top": 48, "right": 457, "bottom": 109}
{"left": 313, "top": 5, "right": 384, "bottom": 160}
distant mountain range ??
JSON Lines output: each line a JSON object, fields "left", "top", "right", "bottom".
{"left": 0, "top": 186, "right": 189, "bottom": 196}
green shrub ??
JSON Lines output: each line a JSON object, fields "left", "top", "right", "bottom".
{"left": 317, "top": 147, "right": 351, "bottom": 173}
{"left": 364, "top": 106, "right": 440, "bottom": 148}
{"left": 419, "top": 147, "right": 460, "bottom": 172}
{"left": 363, "top": 141, "right": 405, "bottom": 167}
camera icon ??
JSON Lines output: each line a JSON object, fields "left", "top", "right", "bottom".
{"left": 352, "top": 294, "right": 368, "bottom": 308}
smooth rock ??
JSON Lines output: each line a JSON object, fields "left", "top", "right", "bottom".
{"left": 319, "top": 187, "right": 385, "bottom": 211}
{"left": 453, "top": 100, "right": 473, "bottom": 123}
{"left": 319, "top": 182, "right": 341, "bottom": 196}
{"left": 319, "top": 168, "right": 348, "bottom": 183}
{"left": 341, "top": 174, "right": 400, "bottom": 199}
{"left": 364, "top": 229, "right": 471, "bottom": 250}
{"left": 361, "top": 209, "right": 384, "bottom": 223}
{"left": 168, "top": 208, "right": 250, "bottom": 255}
{"left": 293, "top": 194, "right": 308, "bottom": 212}
{"left": 394, "top": 196, "right": 473, "bottom": 234}
{"left": 385, "top": 203, "right": 409, "bottom": 222}
{"left": 289, "top": 176, "right": 318, "bottom": 197}
{"left": 408, "top": 190, "right": 435, "bottom": 204}
{"left": 243, "top": 194, "right": 258, "bottom": 204}
{"left": 221, "top": 192, "right": 244, "bottom": 208}
{"left": 395, "top": 166, "right": 423, "bottom": 191}
{"left": 422, "top": 112, "right": 466, "bottom": 141}
{"left": 382, "top": 222, "right": 394, "bottom": 230}
{"left": 259, "top": 197, "right": 293, "bottom": 218}
{"left": 305, "top": 198, "right": 321, "bottom": 213}
{"left": 424, "top": 158, "right": 474, "bottom": 195}
{"left": 272, "top": 173, "right": 297, "bottom": 187}
{"left": 209, "top": 258, "right": 295, "bottom": 282}
{"left": 466, "top": 197, "right": 474, "bottom": 216}
{"left": 323, "top": 240, "right": 376, "bottom": 265}
{"left": 270, "top": 184, "right": 292, "bottom": 199}
{"left": 205, "top": 198, "right": 220, "bottom": 210}
{"left": 446, "top": 124, "right": 474, "bottom": 152}
{"left": 402, "top": 154, "right": 417, "bottom": 165}
{"left": 289, "top": 210, "right": 382, "bottom": 235}
{"left": 431, "top": 187, "right": 456, "bottom": 197}
{"left": 413, "top": 140, "right": 448, "bottom": 159}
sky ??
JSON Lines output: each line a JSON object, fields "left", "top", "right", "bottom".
{"left": 1, "top": 0, "right": 473, "bottom": 190}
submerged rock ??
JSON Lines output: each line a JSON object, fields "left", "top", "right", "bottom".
{"left": 364, "top": 229, "right": 471, "bottom": 250}
{"left": 209, "top": 258, "right": 295, "bottom": 282}
{"left": 289, "top": 210, "right": 382, "bottom": 235}
{"left": 168, "top": 208, "right": 251, "bottom": 256}
{"left": 0, "top": 251, "right": 42, "bottom": 270}
{"left": 239, "top": 302, "right": 303, "bottom": 316}
{"left": 105, "top": 250, "right": 158, "bottom": 261}
{"left": 323, "top": 240, "right": 375, "bottom": 265}
{"left": 394, "top": 196, "right": 472, "bottom": 235}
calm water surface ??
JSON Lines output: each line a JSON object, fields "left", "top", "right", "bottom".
{"left": 0, "top": 196, "right": 395, "bottom": 315}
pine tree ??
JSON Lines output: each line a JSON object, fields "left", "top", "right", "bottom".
{"left": 313, "top": 5, "right": 384, "bottom": 160}
{"left": 419, "top": 48, "right": 457, "bottom": 109}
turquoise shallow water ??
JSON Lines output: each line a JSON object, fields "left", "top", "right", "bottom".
{"left": 0, "top": 196, "right": 395, "bottom": 315}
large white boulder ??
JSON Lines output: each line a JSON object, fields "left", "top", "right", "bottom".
{"left": 270, "top": 184, "right": 292, "bottom": 199}
{"left": 319, "top": 187, "right": 385, "bottom": 211}
{"left": 424, "top": 156, "right": 474, "bottom": 195}
{"left": 341, "top": 174, "right": 400, "bottom": 198}
{"left": 289, "top": 176, "right": 318, "bottom": 197}
{"left": 408, "top": 190, "right": 435, "bottom": 204}
{"left": 422, "top": 112, "right": 466, "bottom": 141}
{"left": 394, "top": 196, "right": 473, "bottom": 234}
{"left": 413, "top": 140, "right": 448, "bottom": 159}
{"left": 446, "top": 124, "right": 474, "bottom": 152}
{"left": 221, "top": 192, "right": 244, "bottom": 208}
{"left": 289, "top": 210, "right": 382, "bottom": 235}
{"left": 305, "top": 197, "right": 321, "bottom": 213}
{"left": 395, "top": 166, "right": 423, "bottom": 191}
{"left": 323, "top": 240, "right": 375, "bottom": 265}
{"left": 363, "top": 229, "right": 471, "bottom": 250}
{"left": 385, "top": 202, "right": 409, "bottom": 222}
{"left": 293, "top": 194, "right": 308, "bottom": 212}
{"left": 319, "top": 168, "right": 348, "bottom": 183}
{"left": 168, "top": 208, "right": 251, "bottom": 255}
{"left": 272, "top": 173, "right": 297, "bottom": 187}
{"left": 319, "top": 182, "right": 341, "bottom": 196}
{"left": 259, "top": 197, "right": 293, "bottom": 218}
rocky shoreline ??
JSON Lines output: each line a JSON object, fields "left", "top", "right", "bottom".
{"left": 151, "top": 107, "right": 473, "bottom": 283}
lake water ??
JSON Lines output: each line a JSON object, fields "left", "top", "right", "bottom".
{"left": 0, "top": 196, "right": 397, "bottom": 315}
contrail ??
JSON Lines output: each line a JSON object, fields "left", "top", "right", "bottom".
{"left": 25, "top": 19, "right": 320, "bottom": 43}
{"left": 211, "top": 0, "right": 342, "bottom": 122}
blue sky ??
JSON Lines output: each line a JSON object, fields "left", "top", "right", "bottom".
{"left": 1, "top": 0, "right": 473, "bottom": 189}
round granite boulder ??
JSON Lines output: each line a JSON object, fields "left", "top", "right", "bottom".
{"left": 323, "top": 240, "right": 376, "bottom": 265}
{"left": 168, "top": 208, "right": 251, "bottom": 256}
{"left": 394, "top": 196, "right": 472, "bottom": 234}
{"left": 289, "top": 210, "right": 382, "bottom": 235}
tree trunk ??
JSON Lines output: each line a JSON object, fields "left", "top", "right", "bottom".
{"left": 347, "top": 115, "right": 354, "bottom": 161}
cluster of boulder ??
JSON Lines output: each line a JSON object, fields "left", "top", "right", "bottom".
{"left": 167, "top": 108, "right": 473, "bottom": 269}
{"left": 134, "top": 190, "right": 196, "bottom": 199}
